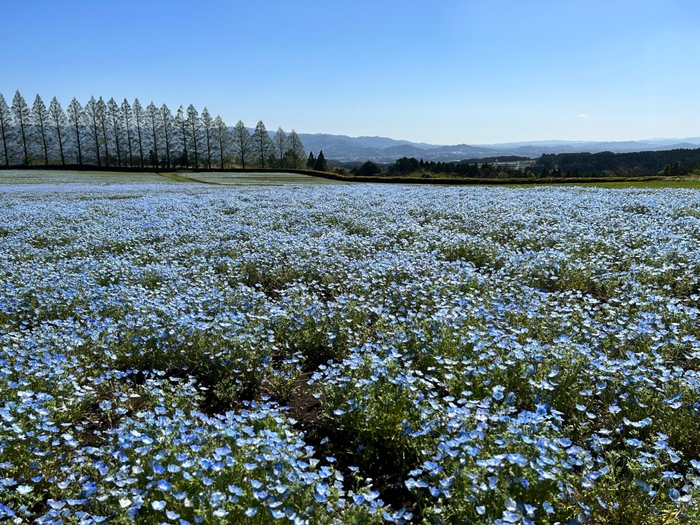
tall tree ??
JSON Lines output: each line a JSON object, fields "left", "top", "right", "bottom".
{"left": 314, "top": 150, "right": 328, "bottom": 171}
{"left": 306, "top": 151, "right": 316, "bottom": 170}
{"left": 160, "top": 104, "right": 174, "bottom": 168}
{"left": 231, "top": 120, "right": 252, "bottom": 168}
{"left": 107, "top": 98, "right": 123, "bottom": 167}
{"left": 48, "top": 97, "right": 67, "bottom": 165}
{"left": 201, "top": 108, "right": 214, "bottom": 169}
{"left": 186, "top": 104, "right": 201, "bottom": 169}
{"left": 251, "top": 121, "right": 273, "bottom": 168}
{"left": 145, "top": 102, "right": 160, "bottom": 167}
{"left": 66, "top": 98, "right": 84, "bottom": 165}
{"left": 213, "top": 116, "right": 230, "bottom": 168}
{"left": 84, "top": 96, "right": 102, "bottom": 166}
{"left": 12, "top": 91, "right": 31, "bottom": 165}
{"left": 175, "top": 106, "right": 188, "bottom": 167}
{"left": 132, "top": 98, "right": 145, "bottom": 167}
{"left": 0, "top": 94, "right": 13, "bottom": 166}
{"left": 273, "top": 127, "right": 287, "bottom": 168}
{"left": 31, "top": 95, "right": 51, "bottom": 165}
{"left": 97, "top": 97, "right": 110, "bottom": 166}
{"left": 286, "top": 130, "right": 306, "bottom": 169}
{"left": 120, "top": 99, "right": 134, "bottom": 167}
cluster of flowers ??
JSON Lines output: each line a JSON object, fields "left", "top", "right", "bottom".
{"left": 1, "top": 183, "right": 700, "bottom": 524}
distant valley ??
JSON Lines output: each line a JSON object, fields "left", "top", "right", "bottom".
{"left": 294, "top": 133, "right": 700, "bottom": 163}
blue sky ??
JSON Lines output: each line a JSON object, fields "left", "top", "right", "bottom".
{"left": 2, "top": 0, "right": 699, "bottom": 144}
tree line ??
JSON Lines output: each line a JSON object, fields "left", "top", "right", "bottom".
{"left": 0, "top": 90, "right": 308, "bottom": 169}
{"left": 537, "top": 149, "right": 700, "bottom": 177}
{"left": 349, "top": 148, "right": 700, "bottom": 179}
{"left": 350, "top": 157, "right": 531, "bottom": 178}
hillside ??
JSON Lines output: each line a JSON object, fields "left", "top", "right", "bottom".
{"left": 294, "top": 132, "right": 700, "bottom": 162}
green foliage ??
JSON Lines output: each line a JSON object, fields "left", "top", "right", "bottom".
{"left": 251, "top": 121, "right": 274, "bottom": 169}
{"left": 314, "top": 150, "right": 328, "bottom": 171}
{"left": 539, "top": 148, "right": 700, "bottom": 177}
{"left": 355, "top": 160, "right": 381, "bottom": 177}
{"left": 388, "top": 157, "right": 421, "bottom": 176}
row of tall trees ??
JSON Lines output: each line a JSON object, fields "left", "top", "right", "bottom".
{"left": 0, "top": 91, "right": 307, "bottom": 169}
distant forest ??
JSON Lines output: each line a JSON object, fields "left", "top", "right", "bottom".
{"left": 537, "top": 149, "right": 700, "bottom": 177}
{"left": 0, "top": 90, "right": 308, "bottom": 169}
{"left": 354, "top": 148, "right": 700, "bottom": 179}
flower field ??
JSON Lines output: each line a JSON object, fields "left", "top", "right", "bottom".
{"left": 1, "top": 183, "right": 700, "bottom": 524}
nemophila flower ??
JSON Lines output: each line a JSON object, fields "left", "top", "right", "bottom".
{"left": 4, "top": 185, "right": 700, "bottom": 523}
{"left": 157, "top": 479, "right": 172, "bottom": 492}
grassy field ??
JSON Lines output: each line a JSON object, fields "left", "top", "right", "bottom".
{"left": 3, "top": 169, "right": 698, "bottom": 189}
{"left": 0, "top": 169, "right": 172, "bottom": 186}
{"left": 569, "top": 177, "right": 700, "bottom": 189}
{"left": 178, "top": 171, "right": 345, "bottom": 185}
{"left": 0, "top": 169, "right": 344, "bottom": 187}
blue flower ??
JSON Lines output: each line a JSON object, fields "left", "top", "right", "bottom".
{"left": 157, "top": 479, "right": 172, "bottom": 492}
{"left": 668, "top": 488, "right": 680, "bottom": 502}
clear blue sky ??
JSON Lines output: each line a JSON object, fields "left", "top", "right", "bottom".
{"left": 2, "top": 0, "right": 699, "bottom": 144}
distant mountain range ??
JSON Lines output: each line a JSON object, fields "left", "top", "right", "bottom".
{"left": 294, "top": 133, "right": 700, "bottom": 163}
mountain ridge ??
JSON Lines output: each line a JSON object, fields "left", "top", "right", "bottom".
{"left": 293, "top": 132, "right": 700, "bottom": 163}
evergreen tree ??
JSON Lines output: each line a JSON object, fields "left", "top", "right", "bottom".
{"left": 251, "top": 121, "right": 273, "bottom": 168}
{"left": 356, "top": 160, "right": 380, "bottom": 177}
{"left": 314, "top": 150, "right": 328, "bottom": 171}
{"left": 66, "top": 98, "right": 84, "bottom": 165}
{"left": 48, "top": 97, "right": 67, "bottom": 165}
{"left": 273, "top": 127, "right": 287, "bottom": 168}
{"left": 107, "top": 98, "right": 123, "bottom": 167}
{"left": 231, "top": 120, "right": 252, "bottom": 168}
{"left": 214, "top": 116, "right": 230, "bottom": 168}
{"left": 186, "top": 104, "right": 201, "bottom": 168}
{"left": 84, "top": 96, "right": 102, "bottom": 166}
{"left": 32, "top": 95, "right": 51, "bottom": 165}
{"left": 148, "top": 148, "right": 157, "bottom": 167}
{"left": 306, "top": 151, "right": 315, "bottom": 169}
{"left": 132, "top": 98, "right": 145, "bottom": 167}
{"left": 175, "top": 106, "right": 188, "bottom": 167}
{"left": 145, "top": 102, "right": 160, "bottom": 167}
{"left": 201, "top": 108, "right": 214, "bottom": 169}
{"left": 120, "top": 99, "right": 134, "bottom": 167}
{"left": 286, "top": 129, "right": 306, "bottom": 169}
{"left": 97, "top": 97, "right": 110, "bottom": 166}
{"left": 12, "top": 91, "right": 31, "bottom": 165}
{"left": 0, "top": 94, "right": 11, "bottom": 166}
{"left": 160, "top": 104, "right": 174, "bottom": 168}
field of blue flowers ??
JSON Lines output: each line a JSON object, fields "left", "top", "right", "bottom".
{"left": 1, "top": 183, "right": 700, "bottom": 524}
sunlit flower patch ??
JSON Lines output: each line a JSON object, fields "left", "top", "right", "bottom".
{"left": 1, "top": 183, "right": 700, "bottom": 523}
